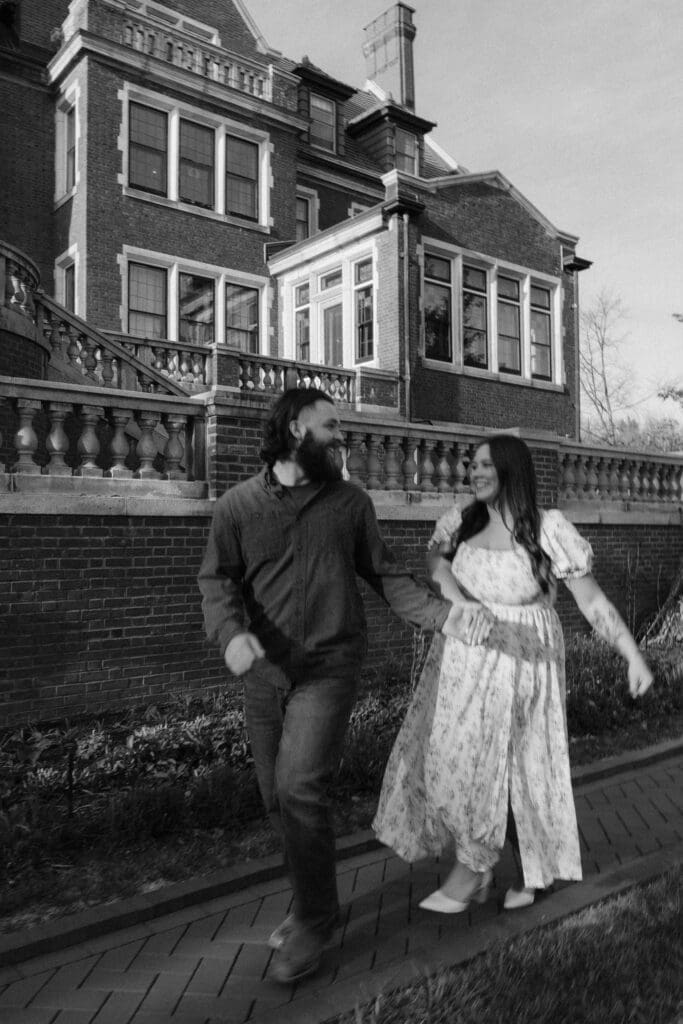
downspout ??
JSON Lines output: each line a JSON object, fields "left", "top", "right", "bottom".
{"left": 402, "top": 212, "right": 411, "bottom": 420}
{"left": 573, "top": 270, "right": 581, "bottom": 440}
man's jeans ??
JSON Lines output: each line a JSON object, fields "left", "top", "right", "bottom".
{"left": 243, "top": 663, "right": 359, "bottom": 937}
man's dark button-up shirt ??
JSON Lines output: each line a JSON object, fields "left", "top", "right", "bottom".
{"left": 198, "top": 468, "right": 449, "bottom": 681}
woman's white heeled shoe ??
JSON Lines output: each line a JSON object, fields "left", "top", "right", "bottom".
{"left": 419, "top": 869, "right": 493, "bottom": 914}
{"left": 503, "top": 885, "right": 535, "bottom": 910}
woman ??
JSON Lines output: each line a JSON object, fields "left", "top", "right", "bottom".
{"left": 373, "top": 434, "right": 653, "bottom": 912}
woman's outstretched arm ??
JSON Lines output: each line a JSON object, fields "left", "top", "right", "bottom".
{"left": 564, "top": 573, "right": 654, "bottom": 698}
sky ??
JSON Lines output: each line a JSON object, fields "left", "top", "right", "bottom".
{"left": 247, "top": 0, "right": 683, "bottom": 424}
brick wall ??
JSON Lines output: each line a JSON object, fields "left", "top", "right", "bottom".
{"left": 2, "top": 503, "right": 680, "bottom": 727}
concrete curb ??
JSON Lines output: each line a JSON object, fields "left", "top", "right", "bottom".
{"left": 0, "top": 735, "right": 681, "bottom": 968}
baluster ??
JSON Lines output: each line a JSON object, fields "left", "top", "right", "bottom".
{"left": 452, "top": 442, "right": 469, "bottom": 496}
{"left": 179, "top": 350, "right": 191, "bottom": 381}
{"left": 65, "top": 324, "right": 81, "bottom": 372}
{"left": 618, "top": 458, "right": 630, "bottom": 499}
{"left": 584, "top": 456, "right": 599, "bottom": 499}
{"left": 345, "top": 432, "right": 366, "bottom": 488}
{"left": 628, "top": 459, "right": 642, "bottom": 501}
{"left": 383, "top": 436, "right": 402, "bottom": 491}
{"left": 606, "top": 457, "right": 620, "bottom": 500}
{"left": 597, "top": 457, "right": 609, "bottom": 499}
{"left": 659, "top": 465, "right": 671, "bottom": 505}
{"left": 47, "top": 310, "right": 63, "bottom": 357}
{"left": 401, "top": 437, "right": 418, "bottom": 492}
{"left": 649, "top": 463, "right": 661, "bottom": 502}
{"left": 163, "top": 414, "right": 186, "bottom": 480}
{"left": 13, "top": 399, "right": 42, "bottom": 475}
{"left": 559, "top": 453, "right": 574, "bottom": 500}
{"left": 574, "top": 454, "right": 587, "bottom": 500}
{"left": 639, "top": 461, "right": 652, "bottom": 502}
{"left": 135, "top": 411, "right": 161, "bottom": 479}
{"left": 100, "top": 350, "right": 115, "bottom": 388}
{"left": 435, "top": 440, "right": 452, "bottom": 493}
{"left": 46, "top": 402, "right": 72, "bottom": 476}
{"left": 192, "top": 352, "right": 204, "bottom": 385}
{"left": 365, "top": 433, "right": 383, "bottom": 489}
{"left": 152, "top": 347, "right": 166, "bottom": 375}
{"left": 672, "top": 466, "right": 683, "bottom": 504}
{"left": 107, "top": 409, "right": 133, "bottom": 478}
{"left": 75, "top": 405, "right": 103, "bottom": 476}
{"left": 418, "top": 440, "right": 436, "bottom": 492}
{"left": 82, "top": 334, "right": 98, "bottom": 381}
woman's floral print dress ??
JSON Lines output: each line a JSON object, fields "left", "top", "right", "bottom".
{"left": 373, "top": 507, "right": 593, "bottom": 889}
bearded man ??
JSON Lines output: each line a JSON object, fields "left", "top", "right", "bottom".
{"left": 198, "top": 388, "right": 465, "bottom": 984}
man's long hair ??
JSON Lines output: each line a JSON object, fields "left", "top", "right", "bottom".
{"left": 260, "top": 388, "right": 335, "bottom": 468}
{"left": 456, "top": 434, "right": 554, "bottom": 594}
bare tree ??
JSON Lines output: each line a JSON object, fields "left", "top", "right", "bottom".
{"left": 579, "top": 291, "right": 637, "bottom": 445}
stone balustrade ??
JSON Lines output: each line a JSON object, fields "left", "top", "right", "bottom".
{"left": 0, "top": 241, "right": 39, "bottom": 324}
{"left": 227, "top": 349, "right": 357, "bottom": 406}
{"left": 123, "top": 16, "right": 272, "bottom": 100}
{"left": 558, "top": 442, "right": 683, "bottom": 505}
{"left": 103, "top": 331, "right": 210, "bottom": 392}
{"left": 0, "top": 378, "right": 206, "bottom": 491}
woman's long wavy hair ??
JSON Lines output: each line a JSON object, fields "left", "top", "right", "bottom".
{"left": 260, "top": 387, "right": 335, "bottom": 468}
{"left": 455, "top": 434, "right": 554, "bottom": 595}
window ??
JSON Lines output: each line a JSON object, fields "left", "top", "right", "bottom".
{"left": 129, "top": 103, "right": 168, "bottom": 195}
{"left": 424, "top": 255, "right": 452, "bottom": 362}
{"left": 354, "top": 260, "right": 373, "bottom": 362}
{"left": 296, "top": 196, "right": 311, "bottom": 241}
{"left": 323, "top": 303, "right": 343, "bottom": 366}
{"left": 65, "top": 107, "right": 76, "bottom": 192}
{"left": 395, "top": 128, "right": 418, "bottom": 174}
{"left": 422, "top": 245, "right": 559, "bottom": 385}
{"left": 530, "top": 285, "right": 552, "bottom": 380}
{"left": 497, "top": 276, "right": 521, "bottom": 375}
{"left": 462, "top": 265, "right": 488, "bottom": 369}
{"left": 310, "top": 93, "right": 335, "bottom": 151}
{"left": 64, "top": 264, "right": 75, "bottom": 313}
{"left": 179, "top": 273, "right": 214, "bottom": 344}
{"left": 128, "top": 263, "right": 167, "bottom": 338}
{"left": 226, "top": 135, "right": 258, "bottom": 220}
{"left": 179, "top": 120, "right": 214, "bottom": 208}
{"left": 294, "top": 284, "right": 310, "bottom": 361}
{"left": 320, "top": 268, "right": 342, "bottom": 290}
{"left": 226, "top": 284, "right": 259, "bottom": 352}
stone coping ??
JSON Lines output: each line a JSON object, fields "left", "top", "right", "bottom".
{"left": 0, "top": 736, "right": 680, "bottom": 969}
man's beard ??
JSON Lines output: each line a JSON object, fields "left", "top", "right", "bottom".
{"left": 296, "top": 431, "right": 343, "bottom": 482}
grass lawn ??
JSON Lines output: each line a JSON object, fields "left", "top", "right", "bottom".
{"left": 328, "top": 868, "right": 682, "bottom": 1024}
{"left": 1, "top": 710, "right": 681, "bottom": 937}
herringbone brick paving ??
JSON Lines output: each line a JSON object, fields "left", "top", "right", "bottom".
{"left": 0, "top": 755, "right": 681, "bottom": 1024}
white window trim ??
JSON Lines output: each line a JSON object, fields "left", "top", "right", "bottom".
{"left": 420, "top": 239, "right": 564, "bottom": 389}
{"left": 55, "top": 83, "right": 80, "bottom": 205}
{"left": 280, "top": 242, "right": 378, "bottom": 369}
{"left": 118, "top": 245, "right": 268, "bottom": 350}
{"left": 117, "top": 84, "right": 271, "bottom": 231}
{"left": 54, "top": 244, "right": 79, "bottom": 314}
{"left": 295, "top": 185, "right": 319, "bottom": 239}
{"left": 348, "top": 201, "right": 370, "bottom": 218}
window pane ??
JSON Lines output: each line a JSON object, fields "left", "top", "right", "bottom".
{"left": 531, "top": 309, "right": 552, "bottom": 379}
{"left": 129, "top": 103, "right": 167, "bottom": 195}
{"left": 129, "top": 263, "right": 167, "bottom": 339}
{"left": 226, "top": 136, "right": 259, "bottom": 220}
{"left": 295, "top": 196, "right": 310, "bottom": 241}
{"left": 355, "top": 284, "right": 373, "bottom": 361}
{"left": 310, "top": 93, "right": 335, "bottom": 151}
{"left": 531, "top": 285, "right": 551, "bottom": 309}
{"left": 463, "top": 265, "right": 486, "bottom": 292}
{"left": 395, "top": 128, "right": 417, "bottom": 174}
{"left": 225, "top": 284, "right": 259, "bottom": 352}
{"left": 66, "top": 108, "right": 76, "bottom": 191}
{"left": 64, "top": 264, "right": 75, "bottom": 313}
{"left": 179, "top": 273, "right": 214, "bottom": 345}
{"left": 179, "top": 120, "right": 214, "bottom": 208}
{"left": 424, "top": 281, "right": 451, "bottom": 362}
{"left": 295, "top": 307, "right": 310, "bottom": 361}
{"left": 425, "top": 255, "right": 450, "bottom": 282}
{"left": 498, "top": 299, "right": 521, "bottom": 373}
{"left": 531, "top": 345, "right": 551, "bottom": 379}
{"left": 323, "top": 303, "right": 343, "bottom": 366}
{"left": 498, "top": 276, "right": 519, "bottom": 300}
{"left": 295, "top": 283, "right": 310, "bottom": 306}
{"left": 463, "top": 291, "right": 487, "bottom": 368}
{"left": 320, "top": 268, "right": 342, "bottom": 290}
{"left": 355, "top": 259, "right": 372, "bottom": 284}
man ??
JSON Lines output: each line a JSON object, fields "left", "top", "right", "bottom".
{"left": 198, "top": 388, "right": 476, "bottom": 984}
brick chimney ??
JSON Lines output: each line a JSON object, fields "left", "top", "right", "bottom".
{"left": 363, "top": 4, "right": 416, "bottom": 111}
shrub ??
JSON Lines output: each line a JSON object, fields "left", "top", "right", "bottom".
{"left": 107, "top": 784, "right": 188, "bottom": 842}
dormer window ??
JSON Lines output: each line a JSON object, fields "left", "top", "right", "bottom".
{"left": 310, "top": 93, "right": 336, "bottom": 151}
{"left": 395, "top": 128, "right": 418, "bottom": 174}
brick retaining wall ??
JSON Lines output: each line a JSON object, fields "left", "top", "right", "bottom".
{"left": 2, "top": 502, "right": 680, "bottom": 726}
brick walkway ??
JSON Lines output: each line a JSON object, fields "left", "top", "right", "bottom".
{"left": 0, "top": 752, "right": 681, "bottom": 1024}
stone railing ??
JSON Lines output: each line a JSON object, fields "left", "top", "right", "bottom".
{"left": 103, "top": 331, "right": 211, "bottom": 393}
{"left": 0, "top": 378, "right": 206, "bottom": 492}
{"left": 0, "top": 241, "right": 39, "bottom": 324}
{"left": 222, "top": 349, "right": 357, "bottom": 406}
{"left": 123, "top": 14, "right": 272, "bottom": 100}
{"left": 34, "top": 293, "right": 191, "bottom": 396}
{"left": 558, "top": 442, "right": 683, "bottom": 505}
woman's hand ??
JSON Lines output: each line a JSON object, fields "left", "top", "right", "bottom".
{"left": 627, "top": 651, "right": 654, "bottom": 698}
{"left": 442, "top": 601, "right": 494, "bottom": 646}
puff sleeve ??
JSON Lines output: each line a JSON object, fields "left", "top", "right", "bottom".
{"left": 428, "top": 503, "right": 463, "bottom": 551}
{"left": 540, "top": 509, "right": 594, "bottom": 580}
